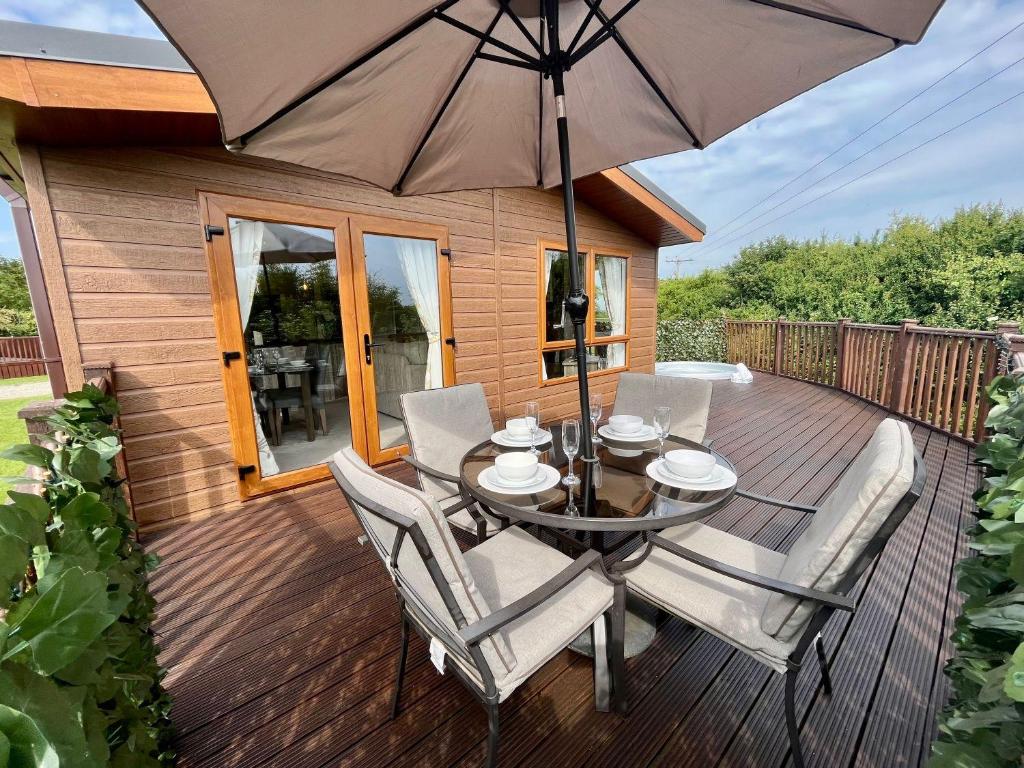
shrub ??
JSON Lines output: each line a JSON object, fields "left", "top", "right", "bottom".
{"left": 0, "top": 308, "right": 38, "bottom": 337}
{"left": 656, "top": 318, "right": 726, "bottom": 363}
{"left": 0, "top": 384, "right": 173, "bottom": 767}
{"left": 931, "top": 375, "right": 1024, "bottom": 766}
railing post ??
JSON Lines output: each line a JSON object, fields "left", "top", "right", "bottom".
{"left": 774, "top": 317, "right": 784, "bottom": 375}
{"left": 834, "top": 318, "right": 849, "bottom": 388}
{"left": 887, "top": 319, "right": 918, "bottom": 414}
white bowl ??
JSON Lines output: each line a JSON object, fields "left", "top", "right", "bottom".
{"left": 494, "top": 452, "right": 538, "bottom": 483}
{"left": 608, "top": 414, "right": 644, "bottom": 434}
{"left": 505, "top": 417, "right": 534, "bottom": 439}
{"left": 663, "top": 449, "right": 716, "bottom": 481}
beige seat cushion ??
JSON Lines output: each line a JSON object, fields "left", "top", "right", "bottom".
{"left": 401, "top": 383, "right": 494, "bottom": 502}
{"left": 626, "top": 522, "right": 797, "bottom": 673}
{"left": 612, "top": 372, "right": 712, "bottom": 444}
{"left": 760, "top": 419, "right": 915, "bottom": 641}
{"left": 331, "top": 448, "right": 516, "bottom": 674}
{"left": 457, "top": 527, "right": 613, "bottom": 700}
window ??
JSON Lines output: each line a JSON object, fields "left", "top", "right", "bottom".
{"left": 539, "top": 243, "right": 629, "bottom": 382}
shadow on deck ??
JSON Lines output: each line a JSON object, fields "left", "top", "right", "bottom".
{"left": 143, "top": 373, "right": 974, "bottom": 767}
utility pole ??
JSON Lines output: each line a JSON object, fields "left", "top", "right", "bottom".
{"left": 663, "top": 255, "right": 693, "bottom": 279}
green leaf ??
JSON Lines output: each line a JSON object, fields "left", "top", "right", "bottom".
{"left": 1011, "top": 541, "right": 1024, "bottom": 585}
{"left": 0, "top": 535, "right": 29, "bottom": 609}
{"left": 3, "top": 567, "right": 118, "bottom": 675}
{"left": 64, "top": 447, "right": 110, "bottom": 486}
{"left": 6, "top": 491, "right": 51, "bottom": 524}
{"left": 0, "top": 503, "right": 44, "bottom": 546}
{"left": 57, "top": 492, "right": 113, "bottom": 530}
{"left": 1004, "top": 643, "right": 1024, "bottom": 702}
{"left": 930, "top": 739, "right": 1006, "bottom": 768}
{"left": 0, "top": 443, "right": 53, "bottom": 469}
{"left": 0, "top": 702, "right": 58, "bottom": 768}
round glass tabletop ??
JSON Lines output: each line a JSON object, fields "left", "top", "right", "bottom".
{"left": 459, "top": 424, "right": 737, "bottom": 532}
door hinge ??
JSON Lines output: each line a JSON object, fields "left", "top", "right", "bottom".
{"left": 445, "top": 337, "right": 457, "bottom": 350}
{"left": 222, "top": 350, "right": 242, "bottom": 366}
{"left": 205, "top": 224, "right": 225, "bottom": 241}
{"left": 440, "top": 248, "right": 452, "bottom": 260}
{"left": 238, "top": 464, "right": 256, "bottom": 480}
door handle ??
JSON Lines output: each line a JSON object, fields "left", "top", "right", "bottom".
{"left": 364, "top": 334, "right": 384, "bottom": 364}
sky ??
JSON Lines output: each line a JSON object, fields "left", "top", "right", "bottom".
{"left": 0, "top": 0, "right": 1023, "bottom": 277}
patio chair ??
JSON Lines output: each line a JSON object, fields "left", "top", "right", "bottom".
{"left": 329, "top": 448, "right": 625, "bottom": 767}
{"left": 267, "top": 362, "right": 328, "bottom": 442}
{"left": 612, "top": 372, "right": 713, "bottom": 444}
{"left": 618, "top": 418, "right": 923, "bottom": 768}
{"left": 400, "top": 383, "right": 501, "bottom": 541}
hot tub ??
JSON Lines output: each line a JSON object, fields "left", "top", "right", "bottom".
{"left": 655, "top": 361, "right": 738, "bottom": 380}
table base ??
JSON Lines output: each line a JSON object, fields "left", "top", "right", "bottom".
{"left": 570, "top": 594, "right": 658, "bottom": 659}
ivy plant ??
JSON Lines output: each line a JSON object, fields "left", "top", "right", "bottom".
{"left": 656, "top": 318, "right": 727, "bottom": 363}
{"left": 931, "top": 375, "right": 1024, "bottom": 766}
{"left": 0, "top": 383, "right": 173, "bottom": 767}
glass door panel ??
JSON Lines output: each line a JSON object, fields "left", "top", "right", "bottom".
{"left": 228, "top": 217, "right": 353, "bottom": 479}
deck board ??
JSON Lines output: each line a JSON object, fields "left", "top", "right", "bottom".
{"left": 143, "top": 375, "right": 974, "bottom": 767}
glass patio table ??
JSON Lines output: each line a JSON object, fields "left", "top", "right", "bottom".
{"left": 460, "top": 424, "right": 738, "bottom": 656}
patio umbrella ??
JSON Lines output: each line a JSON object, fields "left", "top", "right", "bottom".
{"left": 139, "top": 0, "right": 944, "bottom": 488}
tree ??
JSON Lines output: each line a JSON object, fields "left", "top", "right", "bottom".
{"left": 0, "top": 256, "right": 37, "bottom": 336}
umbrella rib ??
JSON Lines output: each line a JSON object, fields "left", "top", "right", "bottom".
{"left": 498, "top": 0, "right": 545, "bottom": 56}
{"left": 435, "top": 12, "right": 541, "bottom": 64}
{"left": 566, "top": 0, "right": 603, "bottom": 57}
{"left": 476, "top": 52, "right": 543, "bottom": 70}
{"left": 744, "top": 0, "right": 903, "bottom": 46}
{"left": 393, "top": 9, "right": 506, "bottom": 194}
{"left": 569, "top": 0, "right": 642, "bottom": 63}
{"left": 580, "top": 0, "right": 702, "bottom": 149}
{"left": 537, "top": 4, "right": 545, "bottom": 187}
{"left": 237, "top": 0, "right": 465, "bottom": 145}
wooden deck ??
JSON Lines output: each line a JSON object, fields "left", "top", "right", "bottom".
{"left": 143, "top": 374, "right": 975, "bottom": 767}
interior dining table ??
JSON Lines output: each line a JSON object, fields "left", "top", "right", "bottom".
{"left": 459, "top": 423, "right": 739, "bottom": 656}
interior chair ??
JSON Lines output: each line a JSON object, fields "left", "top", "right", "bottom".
{"left": 617, "top": 418, "right": 923, "bottom": 768}
{"left": 330, "top": 448, "right": 625, "bottom": 768}
{"left": 268, "top": 361, "right": 328, "bottom": 442}
{"left": 400, "top": 383, "right": 502, "bottom": 541}
{"left": 612, "top": 372, "right": 713, "bottom": 444}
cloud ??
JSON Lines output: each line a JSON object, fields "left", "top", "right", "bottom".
{"left": 0, "top": 0, "right": 161, "bottom": 37}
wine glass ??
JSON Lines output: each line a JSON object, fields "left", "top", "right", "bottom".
{"left": 525, "top": 401, "right": 540, "bottom": 455}
{"left": 589, "top": 392, "right": 603, "bottom": 445}
{"left": 653, "top": 405, "right": 672, "bottom": 462}
{"left": 561, "top": 418, "right": 580, "bottom": 488}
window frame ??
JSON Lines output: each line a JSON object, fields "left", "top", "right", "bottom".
{"left": 536, "top": 239, "right": 631, "bottom": 387}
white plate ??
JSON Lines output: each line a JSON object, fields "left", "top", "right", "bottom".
{"left": 646, "top": 461, "right": 736, "bottom": 491}
{"left": 478, "top": 464, "right": 561, "bottom": 495}
{"left": 598, "top": 424, "right": 657, "bottom": 443}
{"left": 490, "top": 429, "right": 552, "bottom": 448}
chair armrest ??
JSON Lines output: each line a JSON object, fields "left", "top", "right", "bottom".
{"left": 440, "top": 496, "right": 476, "bottom": 517}
{"left": 736, "top": 488, "right": 819, "bottom": 514}
{"left": 402, "top": 455, "right": 460, "bottom": 485}
{"left": 458, "top": 549, "right": 607, "bottom": 646}
{"left": 647, "top": 533, "right": 854, "bottom": 612}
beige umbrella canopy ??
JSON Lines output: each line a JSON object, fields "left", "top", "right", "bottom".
{"left": 139, "top": 0, "right": 944, "bottom": 479}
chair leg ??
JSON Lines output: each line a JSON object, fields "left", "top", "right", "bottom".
{"left": 485, "top": 703, "right": 500, "bottom": 768}
{"left": 785, "top": 665, "right": 805, "bottom": 768}
{"left": 592, "top": 617, "right": 610, "bottom": 712}
{"left": 319, "top": 407, "right": 329, "bottom": 435}
{"left": 610, "top": 580, "right": 627, "bottom": 714}
{"left": 814, "top": 634, "right": 832, "bottom": 695}
{"left": 390, "top": 617, "right": 410, "bottom": 720}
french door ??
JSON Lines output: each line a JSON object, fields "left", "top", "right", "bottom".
{"left": 201, "top": 194, "right": 454, "bottom": 497}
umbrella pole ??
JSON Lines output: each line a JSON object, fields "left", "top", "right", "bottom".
{"left": 547, "top": 0, "right": 596, "bottom": 517}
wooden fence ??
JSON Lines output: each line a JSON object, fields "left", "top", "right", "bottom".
{"left": 726, "top": 318, "right": 1012, "bottom": 444}
{"left": 0, "top": 335, "right": 44, "bottom": 379}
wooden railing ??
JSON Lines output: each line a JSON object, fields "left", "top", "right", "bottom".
{"left": 0, "top": 335, "right": 44, "bottom": 379}
{"left": 726, "top": 318, "right": 1015, "bottom": 444}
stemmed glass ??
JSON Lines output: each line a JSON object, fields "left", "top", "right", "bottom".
{"left": 561, "top": 418, "right": 580, "bottom": 488}
{"left": 653, "top": 405, "right": 672, "bottom": 462}
{"left": 525, "top": 401, "right": 540, "bottom": 456}
{"left": 589, "top": 392, "right": 603, "bottom": 445}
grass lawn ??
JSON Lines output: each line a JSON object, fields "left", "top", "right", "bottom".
{"left": 0, "top": 394, "right": 49, "bottom": 499}
{"left": 0, "top": 374, "right": 48, "bottom": 389}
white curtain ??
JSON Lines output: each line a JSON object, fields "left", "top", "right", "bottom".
{"left": 229, "top": 219, "right": 280, "bottom": 476}
{"left": 544, "top": 250, "right": 568, "bottom": 333}
{"left": 396, "top": 237, "right": 443, "bottom": 389}
{"left": 598, "top": 255, "right": 627, "bottom": 367}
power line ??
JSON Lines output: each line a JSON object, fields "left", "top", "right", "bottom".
{"left": 705, "top": 18, "right": 1024, "bottom": 243}
{"left": 698, "top": 53, "right": 1024, "bottom": 249}
{"left": 697, "top": 87, "right": 1024, "bottom": 259}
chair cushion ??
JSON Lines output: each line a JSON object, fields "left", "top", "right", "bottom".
{"left": 612, "top": 372, "right": 712, "bottom": 444}
{"left": 461, "top": 527, "right": 613, "bottom": 699}
{"left": 760, "top": 419, "right": 915, "bottom": 641}
{"left": 401, "top": 383, "right": 494, "bottom": 502}
{"left": 626, "top": 522, "right": 796, "bottom": 673}
{"left": 331, "top": 448, "right": 516, "bottom": 674}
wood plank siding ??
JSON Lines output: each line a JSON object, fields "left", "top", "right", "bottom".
{"left": 144, "top": 375, "right": 973, "bottom": 768}
{"left": 25, "top": 144, "right": 657, "bottom": 528}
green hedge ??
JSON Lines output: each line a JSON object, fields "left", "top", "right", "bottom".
{"left": 655, "top": 318, "right": 727, "bottom": 363}
{"left": 0, "top": 384, "right": 173, "bottom": 767}
{"left": 931, "top": 375, "right": 1024, "bottom": 766}
{"left": 0, "top": 309, "right": 37, "bottom": 338}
